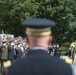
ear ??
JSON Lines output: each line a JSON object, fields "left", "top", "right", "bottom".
{"left": 48, "top": 36, "right": 53, "bottom": 44}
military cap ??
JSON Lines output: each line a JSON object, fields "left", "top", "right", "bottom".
{"left": 21, "top": 18, "right": 56, "bottom": 36}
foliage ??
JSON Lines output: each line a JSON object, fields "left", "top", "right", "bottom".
{"left": 0, "top": 0, "right": 76, "bottom": 42}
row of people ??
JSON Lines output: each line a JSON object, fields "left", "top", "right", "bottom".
{"left": 48, "top": 44, "right": 61, "bottom": 58}
{"left": 0, "top": 36, "right": 29, "bottom": 73}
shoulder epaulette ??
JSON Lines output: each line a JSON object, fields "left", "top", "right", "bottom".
{"left": 3, "top": 60, "right": 12, "bottom": 68}
{"left": 65, "top": 57, "right": 73, "bottom": 64}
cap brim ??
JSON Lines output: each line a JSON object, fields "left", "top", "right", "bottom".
{"left": 21, "top": 18, "right": 56, "bottom": 28}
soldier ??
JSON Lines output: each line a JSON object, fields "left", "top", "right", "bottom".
{"left": 15, "top": 43, "right": 23, "bottom": 60}
{"left": 48, "top": 43, "right": 53, "bottom": 56}
{"left": 54, "top": 44, "right": 61, "bottom": 58}
{"left": 8, "top": 42, "right": 15, "bottom": 62}
{"left": 0, "top": 41, "right": 8, "bottom": 74}
{"left": 3, "top": 18, "right": 72, "bottom": 75}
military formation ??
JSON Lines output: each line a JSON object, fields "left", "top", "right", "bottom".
{"left": 0, "top": 34, "right": 63, "bottom": 75}
{"left": 0, "top": 35, "right": 29, "bottom": 74}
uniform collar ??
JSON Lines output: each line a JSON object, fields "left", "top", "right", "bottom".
{"left": 26, "top": 47, "right": 49, "bottom": 55}
{"left": 27, "top": 49, "right": 49, "bottom": 55}
{"left": 31, "top": 46, "right": 45, "bottom": 50}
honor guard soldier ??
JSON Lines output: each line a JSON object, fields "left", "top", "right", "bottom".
{"left": 3, "top": 18, "right": 72, "bottom": 75}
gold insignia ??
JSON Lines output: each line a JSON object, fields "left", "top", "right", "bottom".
{"left": 65, "top": 57, "right": 73, "bottom": 64}
{"left": 3, "top": 60, "right": 12, "bottom": 68}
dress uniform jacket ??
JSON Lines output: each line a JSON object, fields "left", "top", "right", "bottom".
{"left": 54, "top": 47, "right": 61, "bottom": 58}
{"left": 7, "top": 48, "right": 72, "bottom": 75}
{"left": 8, "top": 45, "right": 14, "bottom": 61}
{"left": 15, "top": 47, "right": 23, "bottom": 60}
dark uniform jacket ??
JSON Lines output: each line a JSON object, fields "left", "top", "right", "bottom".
{"left": 8, "top": 45, "right": 14, "bottom": 60}
{"left": 15, "top": 47, "right": 23, "bottom": 59}
{"left": 7, "top": 49, "right": 72, "bottom": 75}
{"left": 54, "top": 47, "right": 61, "bottom": 57}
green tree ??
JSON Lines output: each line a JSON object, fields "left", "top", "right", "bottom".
{"left": 0, "top": 0, "right": 40, "bottom": 36}
{"left": 34, "top": 0, "right": 76, "bottom": 45}
{"left": 0, "top": 0, "right": 76, "bottom": 42}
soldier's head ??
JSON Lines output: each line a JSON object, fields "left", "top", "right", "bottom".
{"left": 21, "top": 18, "right": 56, "bottom": 51}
